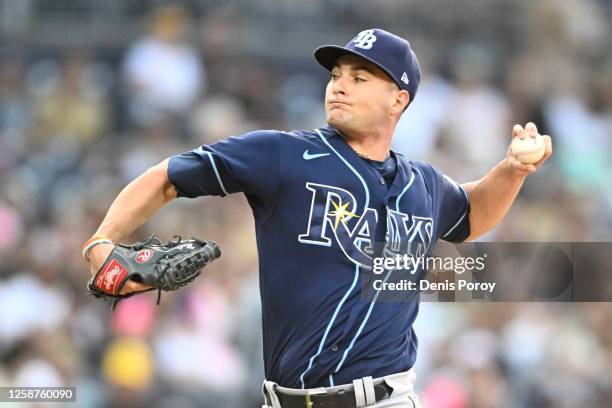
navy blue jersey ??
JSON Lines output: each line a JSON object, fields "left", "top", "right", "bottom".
{"left": 168, "top": 126, "right": 470, "bottom": 388}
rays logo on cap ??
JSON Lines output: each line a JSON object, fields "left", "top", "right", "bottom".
{"left": 352, "top": 29, "right": 377, "bottom": 50}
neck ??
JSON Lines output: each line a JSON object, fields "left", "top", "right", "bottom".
{"left": 334, "top": 125, "right": 393, "bottom": 161}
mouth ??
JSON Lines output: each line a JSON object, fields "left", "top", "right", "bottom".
{"left": 328, "top": 101, "right": 351, "bottom": 109}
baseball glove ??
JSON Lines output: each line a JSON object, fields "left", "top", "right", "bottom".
{"left": 87, "top": 235, "right": 221, "bottom": 309}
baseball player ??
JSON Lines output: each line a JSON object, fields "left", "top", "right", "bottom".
{"left": 84, "top": 29, "right": 552, "bottom": 407}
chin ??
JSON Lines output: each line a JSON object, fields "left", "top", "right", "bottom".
{"left": 326, "top": 110, "right": 351, "bottom": 130}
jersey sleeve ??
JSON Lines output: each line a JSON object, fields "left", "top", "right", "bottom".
{"left": 436, "top": 171, "right": 471, "bottom": 242}
{"left": 414, "top": 162, "right": 471, "bottom": 243}
{"left": 167, "top": 130, "right": 280, "bottom": 201}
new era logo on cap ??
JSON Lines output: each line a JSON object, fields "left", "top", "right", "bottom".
{"left": 314, "top": 28, "right": 421, "bottom": 107}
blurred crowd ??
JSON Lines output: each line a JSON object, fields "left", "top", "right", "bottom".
{"left": 0, "top": 1, "right": 610, "bottom": 407}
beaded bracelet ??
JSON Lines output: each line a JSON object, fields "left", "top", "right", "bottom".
{"left": 82, "top": 235, "right": 113, "bottom": 260}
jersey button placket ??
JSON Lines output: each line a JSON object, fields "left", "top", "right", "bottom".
{"left": 379, "top": 177, "right": 385, "bottom": 185}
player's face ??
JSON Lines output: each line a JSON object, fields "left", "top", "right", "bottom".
{"left": 325, "top": 55, "right": 403, "bottom": 133}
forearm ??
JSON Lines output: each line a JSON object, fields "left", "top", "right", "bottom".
{"left": 462, "top": 158, "right": 527, "bottom": 240}
{"left": 94, "top": 158, "right": 177, "bottom": 242}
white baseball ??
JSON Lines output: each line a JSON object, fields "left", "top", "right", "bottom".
{"left": 511, "top": 133, "right": 545, "bottom": 164}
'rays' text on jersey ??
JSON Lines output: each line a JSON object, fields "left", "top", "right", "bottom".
{"left": 298, "top": 182, "right": 433, "bottom": 271}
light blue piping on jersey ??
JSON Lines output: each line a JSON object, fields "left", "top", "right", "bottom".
{"left": 314, "top": 128, "right": 370, "bottom": 211}
{"left": 299, "top": 263, "right": 359, "bottom": 389}
{"left": 297, "top": 129, "right": 371, "bottom": 389}
{"left": 204, "top": 150, "right": 229, "bottom": 195}
{"left": 396, "top": 170, "right": 416, "bottom": 212}
{"left": 334, "top": 169, "right": 416, "bottom": 375}
{"left": 442, "top": 186, "right": 469, "bottom": 238}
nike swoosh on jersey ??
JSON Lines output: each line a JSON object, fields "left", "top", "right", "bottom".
{"left": 303, "top": 150, "right": 331, "bottom": 160}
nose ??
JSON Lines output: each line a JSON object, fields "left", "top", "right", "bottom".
{"left": 330, "top": 74, "right": 348, "bottom": 96}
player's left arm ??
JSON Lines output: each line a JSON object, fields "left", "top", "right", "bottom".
{"left": 461, "top": 122, "right": 553, "bottom": 241}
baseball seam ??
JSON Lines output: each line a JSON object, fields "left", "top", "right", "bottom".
{"left": 513, "top": 147, "right": 544, "bottom": 157}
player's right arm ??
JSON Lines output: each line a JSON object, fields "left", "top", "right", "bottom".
{"left": 85, "top": 158, "right": 177, "bottom": 294}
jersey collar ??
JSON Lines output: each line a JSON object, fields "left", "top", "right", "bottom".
{"left": 322, "top": 126, "right": 409, "bottom": 200}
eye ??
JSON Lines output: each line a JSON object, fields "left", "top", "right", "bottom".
{"left": 355, "top": 77, "right": 366, "bottom": 82}
{"left": 330, "top": 73, "right": 339, "bottom": 80}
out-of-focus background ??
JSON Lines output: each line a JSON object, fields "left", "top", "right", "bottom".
{"left": 0, "top": 0, "right": 610, "bottom": 407}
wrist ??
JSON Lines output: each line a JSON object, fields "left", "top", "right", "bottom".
{"left": 82, "top": 235, "right": 114, "bottom": 261}
{"left": 88, "top": 243, "right": 114, "bottom": 266}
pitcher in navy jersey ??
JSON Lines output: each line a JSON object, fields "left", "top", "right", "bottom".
{"left": 84, "top": 29, "right": 552, "bottom": 407}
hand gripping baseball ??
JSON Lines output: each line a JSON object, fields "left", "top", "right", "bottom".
{"left": 506, "top": 122, "right": 553, "bottom": 174}
{"left": 87, "top": 235, "right": 221, "bottom": 309}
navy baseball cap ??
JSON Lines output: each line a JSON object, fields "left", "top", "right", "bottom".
{"left": 314, "top": 28, "right": 421, "bottom": 106}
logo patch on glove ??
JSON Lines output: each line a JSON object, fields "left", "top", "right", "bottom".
{"left": 135, "top": 249, "right": 153, "bottom": 263}
{"left": 95, "top": 259, "right": 128, "bottom": 294}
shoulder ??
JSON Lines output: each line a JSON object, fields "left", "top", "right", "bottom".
{"left": 282, "top": 127, "right": 332, "bottom": 142}
{"left": 233, "top": 128, "right": 320, "bottom": 140}
{"left": 218, "top": 129, "right": 283, "bottom": 146}
{"left": 248, "top": 127, "right": 334, "bottom": 146}
{"left": 213, "top": 127, "right": 336, "bottom": 153}
{"left": 212, "top": 129, "right": 320, "bottom": 152}
{"left": 395, "top": 157, "right": 449, "bottom": 195}
{"left": 407, "top": 160, "right": 439, "bottom": 178}
{"left": 395, "top": 156, "right": 440, "bottom": 182}
{"left": 405, "top": 159, "right": 466, "bottom": 204}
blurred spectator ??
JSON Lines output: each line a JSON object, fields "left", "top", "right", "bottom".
{"left": 111, "top": 296, "right": 157, "bottom": 338}
{"left": 0, "top": 55, "right": 30, "bottom": 167}
{"left": 153, "top": 284, "right": 247, "bottom": 391}
{"left": 393, "top": 70, "right": 455, "bottom": 162}
{"left": 438, "top": 44, "right": 511, "bottom": 179}
{"left": 504, "top": 55, "right": 548, "bottom": 137}
{"left": 32, "top": 52, "right": 110, "bottom": 147}
{"left": 102, "top": 337, "right": 153, "bottom": 390}
{"left": 279, "top": 73, "right": 326, "bottom": 131}
{"left": 123, "top": 4, "right": 205, "bottom": 127}
{"left": 0, "top": 201, "right": 24, "bottom": 254}
{"left": 0, "top": 273, "right": 71, "bottom": 347}
{"left": 421, "top": 375, "right": 468, "bottom": 408}
{"left": 544, "top": 89, "right": 611, "bottom": 194}
{"left": 102, "top": 337, "right": 155, "bottom": 408}
{"left": 190, "top": 95, "right": 258, "bottom": 144}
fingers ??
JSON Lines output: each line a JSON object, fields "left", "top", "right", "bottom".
{"left": 543, "top": 135, "right": 553, "bottom": 156}
{"left": 525, "top": 122, "right": 538, "bottom": 138}
{"left": 506, "top": 145, "right": 532, "bottom": 172}
{"left": 507, "top": 154, "right": 537, "bottom": 174}
{"left": 119, "top": 280, "right": 153, "bottom": 296}
{"left": 513, "top": 122, "right": 539, "bottom": 140}
{"left": 532, "top": 135, "right": 553, "bottom": 167}
{"left": 512, "top": 124, "right": 526, "bottom": 140}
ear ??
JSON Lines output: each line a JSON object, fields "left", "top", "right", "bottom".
{"left": 391, "top": 90, "right": 410, "bottom": 115}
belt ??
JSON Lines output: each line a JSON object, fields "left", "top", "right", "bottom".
{"left": 269, "top": 382, "right": 393, "bottom": 408}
